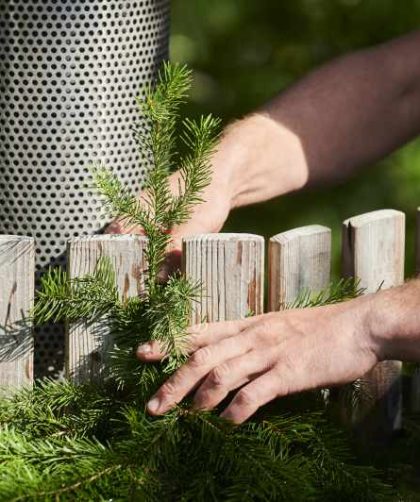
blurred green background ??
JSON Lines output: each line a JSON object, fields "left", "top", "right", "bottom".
{"left": 169, "top": 0, "right": 420, "bottom": 278}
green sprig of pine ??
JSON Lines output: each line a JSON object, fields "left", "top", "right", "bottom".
{"left": 0, "top": 63, "right": 396, "bottom": 501}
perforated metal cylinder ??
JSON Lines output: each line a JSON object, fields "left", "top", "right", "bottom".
{"left": 0, "top": 0, "right": 170, "bottom": 376}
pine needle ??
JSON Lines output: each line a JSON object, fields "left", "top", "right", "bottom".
{"left": 0, "top": 63, "right": 396, "bottom": 501}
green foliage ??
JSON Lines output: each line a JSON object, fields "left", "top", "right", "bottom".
{"left": 92, "top": 62, "right": 220, "bottom": 294}
{"left": 34, "top": 259, "right": 119, "bottom": 325}
{"left": 0, "top": 380, "right": 395, "bottom": 501}
{"left": 0, "top": 63, "right": 396, "bottom": 500}
{"left": 287, "top": 277, "right": 364, "bottom": 309}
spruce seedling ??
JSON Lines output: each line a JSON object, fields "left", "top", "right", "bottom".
{"left": 0, "top": 63, "right": 395, "bottom": 501}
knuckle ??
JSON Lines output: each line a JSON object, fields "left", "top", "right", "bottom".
{"left": 194, "top": 388, "right": 212, "bottom": 407}
{"left": 208, "top": 363, "right": 231, "bottom": 387}
{"left": 278, "top": 353, "right": 296, "bottom": 373}
{"left": 187, "top": 333, "right": 200, "bottom": 346}
{"left": 190, "top": 346, "right": 212, "bottom": 367}
{"left": 250, "top": 320, "right": 272, "bottom": 341}
{"left": 189, "top": 322, "right": 209, "bottom": 335}
{"left": 272, "top": 363, "right": 293, "bottom": 397}
{"left": 159, "top": 380, "right": 176, "bottom": 399}
{"left": 235, "top": 388, "right": 254, "bottom": 408}
{"left": 185, "top": 335, "right": 198, "bottom": 353}
{"left": 281, "top": 315, "right": 304, "bottom": 336}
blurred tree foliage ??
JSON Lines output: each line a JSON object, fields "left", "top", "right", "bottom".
{"left": 170, "top": 0, "right": 420, "bottom": 277}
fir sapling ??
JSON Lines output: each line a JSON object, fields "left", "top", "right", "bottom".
{"left": 0, "top": 63, "right": 396, "bottom": 501}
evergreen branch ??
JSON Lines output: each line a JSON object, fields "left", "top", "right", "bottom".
{"left": 33, "top": 258, "right": 119, "bottom": 325}
{"left": 166, "top": 115, "right": 221, "bottom": 226}
{"left": 287, "top": 278, "right": 364, "bottom": 310}
{"left": 0, "top": 429, "right": 108, "bottom": 466}
{"left": 136, "top": 63, "right": 192, "bottom": 223}
{"left": 90, "top": 165, "right": 151, "bottom": 230}
{"left": 146, "top": 275, "right": 199, "bottom": 372}
{"left": 10, "top": 466, "right": 120, "bottom": 502}
{"left": 0, "top": 62, "right": 398, "bottom": 501}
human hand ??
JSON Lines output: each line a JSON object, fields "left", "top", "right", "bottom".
{"left": 137, "top": 296, "right": 380, "bottom": 423}
{"left": 105, "top": 146, "right": 234, "bottom": 277}
{"left": 105, "top": 114, "right": 308, "bottom": 276}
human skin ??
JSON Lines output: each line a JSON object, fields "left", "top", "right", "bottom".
{"left": 108, "top": 30, "right": 420, "bottom": 250}
{"left": 108, "top": 30, "right": 420, "bottom": 422}
{"left": 138, "top": 281, "right": 420, "bottom": 423}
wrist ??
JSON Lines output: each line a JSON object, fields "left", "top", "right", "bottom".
{"left": 365, "top": 281, "right": 420, "bottom": 362}
{"left": 212, "top": 114, "right": 308, "bottom": 211}
{"left": 334, "top": 294, "right": 382, "bottom": 364}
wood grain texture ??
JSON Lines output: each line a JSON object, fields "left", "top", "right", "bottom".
{"left": 268, "top": 225, "right": 331, "bottom": 311}
{"left": 416, "top": 207, "right": 420, "bottom": 277}
{"left": 411, "top": 208, "right": 420, "bottom": 411}
{"left": 67, "top": 235, "right": 147, "bottom": 383}
{"left": 0, "top": 235, "right": 35, "bottom": 391}
{"left": 182, "top": 234, "right": 264, "bottom": 324}
{"left": 342, "top": 209, "right": 405, "bottom": 437}
{"left": 410, "top": 368, "right": 420, "bottom": 413}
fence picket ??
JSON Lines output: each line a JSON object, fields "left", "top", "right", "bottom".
{"left": 66, "top": 235, "right": 147, "bottom": 383}
{"left": 182, "top": 234, "right": 264, "bottom": 323}
{"left": 268, "top": 225, "right": 331, "bottom": 311}
{"left": 341, "top": 209, "right": 405, "bottom": 438}
{"left": 411, "top": 208, "right": 420, "bottom": 411}
{"left": 0, "top": 206, "right": 414, "bottom": 428}
{"left": 0, "top": 236, "right": 35, "bottom": 390}
{"left": 416, "top": 207, "right": 420, "bottom": 277}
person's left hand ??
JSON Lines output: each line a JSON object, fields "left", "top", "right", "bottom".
{"left": 136, "top": 296, "right": 379, "bottom": 424}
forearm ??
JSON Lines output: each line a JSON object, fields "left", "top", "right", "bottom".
{"left": 217, "top": 30, "right": 420, "bottom": 208}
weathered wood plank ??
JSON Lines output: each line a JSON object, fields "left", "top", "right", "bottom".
{"left": 410, "top": 368, "right": 420, "bottom": 413}
{"left": 411, "top": 208, "right": 420, "bottom": 411}
{"left": 342, "top": 209, "right": 405, "bottom": 438}
{"left": 182, "top": 234, "right": 264, "bottom": 323}
{"left": 66, "top": 235, "right": 147, "bottom": 383}
{"left": 416, "top": 207, "right": 420, "bottom": 277}
{"left": 268, "top": 225, "right": 331, "bottom": 311}
{"left": 0, "top": 235, "right": 35, "bottom": 390}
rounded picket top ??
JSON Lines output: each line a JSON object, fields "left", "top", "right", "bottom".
{"left": 182, "top": 233, "right": 265, "bottom": 323}
{"left": 269, "top": 225, "right": 331, "bottom": 311}
{"left": 342, "top": 209, "right": 405, "bottom": 293}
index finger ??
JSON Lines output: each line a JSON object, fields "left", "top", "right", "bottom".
{"left": 136, "top": 316, "right": 259, "bottom": 361}
{"left": 146, "top": 327, "right": 259, "bottom": 415}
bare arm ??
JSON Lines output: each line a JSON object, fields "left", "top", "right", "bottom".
{"left": 109, "top": 31, "right": 420, "bottom": 252}
{"left": 225, "top": 30, "right": 420, "bottom": 208}
{"left": 130, "top": 32, "right": 420, "bottom": 423}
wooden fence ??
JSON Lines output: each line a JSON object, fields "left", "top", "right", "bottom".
{"left": 0, "top": 208, "right": 418, "bottom": 436}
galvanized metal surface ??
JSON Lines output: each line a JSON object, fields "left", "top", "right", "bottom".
{"left": 0, "top": 0, "right": 170, "bottom": 376}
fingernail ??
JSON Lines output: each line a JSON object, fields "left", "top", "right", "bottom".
{"left": 137, "top": 343, "right": 152, "bottom": 355}
{"left": 147, "top": 397, "right": 160, "bottom": 414}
